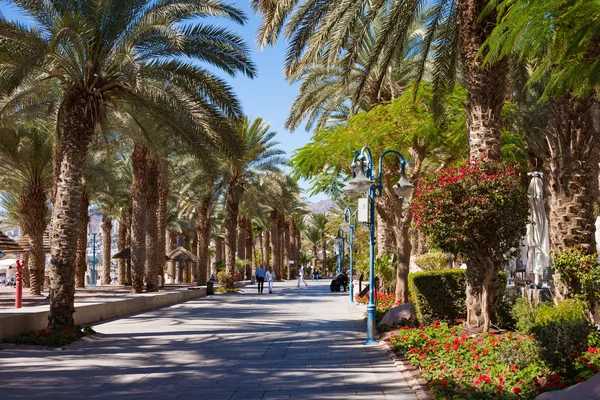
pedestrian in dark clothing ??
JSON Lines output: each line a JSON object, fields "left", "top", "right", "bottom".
{"left": 256, "top": 265, "right": 266, "bottom": 293}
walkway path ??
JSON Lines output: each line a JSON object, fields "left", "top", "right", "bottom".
{"left": 0, "top": 280, "right": 416, "bottom": 400}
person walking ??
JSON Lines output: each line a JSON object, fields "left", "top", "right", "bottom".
{"left": 256, "top": 265, "right": 266, "bottom": 294}
{"left": 265, "top": 267, "right": 275, "bottom": 294}
{"left": 297, "top": 265, "right": 308, "bottom": 287}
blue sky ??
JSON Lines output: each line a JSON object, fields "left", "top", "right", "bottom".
{"left": 0, "top": 1, "right": 328, "bottom": 202}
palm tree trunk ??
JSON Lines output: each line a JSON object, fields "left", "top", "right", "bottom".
{"left": 157, "top": 182, "right": 168, "bottom": 288}
{"left": 283, "top": 219, "right": 290, "bottom": 280}
{"left": 101, "top": 215, "right": 112, "bottom": 285}
{"left": 264, "top": 230, "right": 271, "bottom": 266}
{"left": 546, "top": 95, "right": 599, "bottom": 251}
{"left": 278, "top": 213, "right": 285, "bottom": 279}
{"left": 130, "top": 142, "right": 147, "bottom": 294}
{"left": 191, "top": 230, "right": 198, "bottom": 282}
{"left": 245, "top": 218, "right": 253, "bottom": 279}
{"left": 126, "top": 213, "right": 132, "bottom": 285}
{"left": 144, "top": 156, "right": 160, "bottom": 292}
{"left": 20, "top": 179, "right": 48, "bottom": 295}
{"left": 196, "top": 193, "right": 212, "bottom": 286}
{"left": 48, "top": 96, "right": 95, "bottom": 331}
{"left": 321, "top": 234, "right": 327, "bottom": 275}
{"left": 182, "top": 234, "right": 190, "bottom": 282}
{"left": 215, "top": 236, "right": 224, "bottom": 267}
{"left": 270, "top": 210, "right": 281, "bottom": 277}
{"left": 289, "top": 219, "right": 297, "bottom": 279}
{"left": 23, "top": 252, "right": 30, "bottom": 289}
{"left": 75, "top": 191, "right": 89, "bottom": 288}
{"left": 312, "top": 245, "right": 318, "bottom": 269}
{"left": 237, "top": 214, "right": 246, "bottom": 261}
{"left": 224, "top": 181, "right": 241, "bottom": 275}
{"left": 295, "top": 228, "right": 301, "bottom": 273}
{"left": 167, "top": 230, "right": 176, "bottom": 283}
{"left": 117, "top": 210, "right": 127, "bottom": 285}
{"left": 458, "top": 0, "right": 508, "bottom": 161}
{"left": 257, "top": 231, "right": 264, "bottom": 266}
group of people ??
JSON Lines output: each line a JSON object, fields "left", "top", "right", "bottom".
{"left": 254, "top": 265, "right": 309, "bottom": 294}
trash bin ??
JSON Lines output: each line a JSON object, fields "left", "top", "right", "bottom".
{"left": 207, "top": 280, "right": 214, "bottom": 295}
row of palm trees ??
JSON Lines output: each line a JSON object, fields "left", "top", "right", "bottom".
{"left": 0, "top": 0, "right": 314, "bottom": 332}
{"left": 255, "top": 0, "right": 600, "bottom": 330}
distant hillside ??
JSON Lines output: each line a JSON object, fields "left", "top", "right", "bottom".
{"left": 307, "top": 199, "right": 335, "bottom": 213}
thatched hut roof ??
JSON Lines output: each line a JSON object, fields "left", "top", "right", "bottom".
{"left": 0, "top": 231, "right": 23, "bottom": 254}
{"left": 17, "top": 230, "right": 51, "bottom": 253}
{"left": 167, "top": 246, "right": 198, "bottom": 263}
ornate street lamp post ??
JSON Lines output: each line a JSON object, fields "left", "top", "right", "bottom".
{"left": 342, "top": 146, "right": 414, "bottom": 345}
{"left": 334, "top": 228, "right": 347, "bottom": 275}
{"left": 341, "top": 207, "right": 357, "bottom": 303}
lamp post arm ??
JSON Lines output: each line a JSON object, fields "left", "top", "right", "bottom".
{"left": 377, "top": 149, "right": 407, "bottom": 190}
{"left": 358, "top": 146, "right": 374, "bottom": 180}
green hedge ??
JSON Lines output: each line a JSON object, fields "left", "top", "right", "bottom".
{"left": 512, "top": 298, "right": 590, "bottom": 370}
{"left": 408, "top": 269, "right": 466, "bottom": 325}
{"left": 409, "top": 270, "right": 509, "bottom": 326}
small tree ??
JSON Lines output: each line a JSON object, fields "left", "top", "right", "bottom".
{"left": 412, "top": 159, "right": 528, "bottom": 332}
{"left": 552, "top": 247, "right": 600, "bottom": 322}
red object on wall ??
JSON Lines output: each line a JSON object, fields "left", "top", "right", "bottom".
{"left": 15, "top": 259, "right": 23, "bottom": 308}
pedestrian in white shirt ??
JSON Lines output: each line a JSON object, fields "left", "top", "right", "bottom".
{"left": 297, "top": 265, "right": 308, "bottom": 287}
{"left": 266, "top": 267, "right": 275, "bottom": 294}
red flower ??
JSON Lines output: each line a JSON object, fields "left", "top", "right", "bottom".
{"left": 588, "top": 347, "right": 598, "bottom": 354}
{"left": 439, "top": 379, "right": 448, "bottom": 387}
{"left": 512, "top": 387, "right": 522, "bottom": 394}
{"left": 510, "top": 365, "right": 517, "bottom": 372}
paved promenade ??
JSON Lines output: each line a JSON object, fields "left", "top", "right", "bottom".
{"left": 0, "top": 280, "right": 416, "bottom": 400}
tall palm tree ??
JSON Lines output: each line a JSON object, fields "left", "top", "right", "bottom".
{"left": 310, "top": 213, "right": 329, "bottom": 274}
{"left": 0, "top": 0, "right": 255, "bottom": 330}
{"left": 484, "top": 0, "right": 600, "bottom": 252}
{"left": 286, "top": 14, "right": 425, "bottom": 132}
{"left": 0, "top": 125, "right": 52, "bottom": 295}
{"left": 304, "top": 225, "right": 321, "bottom": 271}
{"left": 222, "top": 117, "right": 286, "bottom": 275}
{"left": 253, "top": 0, "right": 506, "bottom": 160}
{"left": 174, "top": 154, "right": 224, "bottom": 286}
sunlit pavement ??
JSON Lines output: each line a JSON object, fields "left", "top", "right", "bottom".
{"left": 0, "top": 280, "right": 416, "bottom": 399}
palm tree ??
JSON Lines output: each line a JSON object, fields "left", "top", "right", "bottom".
{"left": 310, "top": 213, "right": 329, "bottom": 274}
{"left": 304, "top": 225, "right": 321, "bottom": 271}
{"left": 484, "top": 0, "right": 600, "bottom": 252}
{"left": 253, "top": 0, "right": 507, "bottom": 160}
{"left": 286, "top": 14, "right": 425, "bottom": 132}
{"left": 222, "top": 117, "right": 286, "bottom": 275}
{"left": 174, "top": 154, "right": 224, "bottom": 286}
{"left": 0, "top": 0, "right": 255, "bottom": 330}
{"left": 0, "top": 125, "right": 52, "bottom": 295}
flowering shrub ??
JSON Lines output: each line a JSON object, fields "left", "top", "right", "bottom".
{"left": 552, "top": 247, "right": 600, "bottom": 314}
{"left": 389, "top": 322, "right": 600, "bottom": 399}
{"left": 357, "top": 292, "right": 401, "bottom": 327}
{"left": 412, "top": 159, "right": 528, "bottom": 260}
{"left": 3, "top": 325, "right": 95, "bottom": 347}
{"left": 357, "top": 292, "right": 398, "bottom": 310}
{"left": 412, "top": 159, "right": 528, "bottom": 329}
